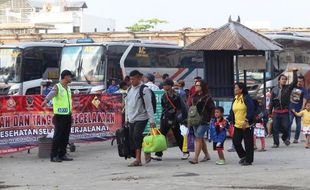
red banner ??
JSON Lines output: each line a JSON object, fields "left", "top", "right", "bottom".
{"left": 0, "top": 94, "right": 123, "bottom": 155}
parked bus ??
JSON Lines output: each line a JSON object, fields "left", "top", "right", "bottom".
{"left": 0, "top": 42, "right": 63, "bottom": 95}
{"left": 59, "top": 40, "right": 204, "bottom": 93}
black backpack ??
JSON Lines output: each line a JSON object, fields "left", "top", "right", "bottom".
{"left": 128, "top": 84, "right": 157, "bottom": 113}
{"left": 115, "top": 126, "right": 135, "bottom": 159}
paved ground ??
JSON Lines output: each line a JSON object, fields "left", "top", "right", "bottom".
{"left": 1, "top": 136, "right": 309, "bottom": 190}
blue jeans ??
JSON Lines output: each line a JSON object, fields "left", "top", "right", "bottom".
{"left": 289, "top": 112, "right": 302, "bottom": 140}
{"left": 272, "top": 113, "right": 289, "bottom": 146}
{"left": 193, "top": 125, "right": 208, "bottom": 138}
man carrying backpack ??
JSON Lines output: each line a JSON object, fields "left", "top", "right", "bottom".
{"left": 125, "top": 70, "right": 156, "bottom": 167}
{"left": 153, "top": 79, "right": 190, "bottom": 161}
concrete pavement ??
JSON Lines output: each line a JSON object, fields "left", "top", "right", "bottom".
{"left": 1, "top": 136, "right": 309, "bottom": 190}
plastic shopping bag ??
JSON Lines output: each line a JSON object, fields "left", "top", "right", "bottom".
{"left": 187, "top": 128, "right": 195, "bottom": 152}
{"left": 180, "top": 124, "right": 189, "bottom": 136}
{"left": 182, "top": 135, "right": 188, "bottom": 152}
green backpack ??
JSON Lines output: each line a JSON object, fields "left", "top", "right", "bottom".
{"left": 187, "top": 95, "right": 209, "bottom": 127}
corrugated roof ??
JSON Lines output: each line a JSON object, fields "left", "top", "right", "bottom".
{"left": 186, "top": 21, "right": 282, "bottom": 51}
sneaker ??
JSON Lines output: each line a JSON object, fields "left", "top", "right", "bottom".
{"left": 151, "top": 155, "right": 162, "bottom": 161}
{"left": 60, "top": 155, "right": 73, "bottom": 161}
{"left": 216, "top": 160, "right": 225, "bottom": 165}
{"left": 241, "top": 161, "right": 252, "bottom": 166}
{"left": 271, "top": 144, "right": 279, "bottom": 148}
{"left": 258, "top": 148, "right": 266, "bottom": 152}
{"left": 284, "top": 140, "right": 291, "bottom": 146}
{"left": 227, "top": 147, "right": 236, "bottom": 152}
{"left": 293, "top": 139, "right": 298, "bottom": 144}
{"left": 50, "top": 157, "right": 62, "bottom": 162}
{"left": 181, "top": 153, "right": 190, "bottom": 160}
{"left": 238, "top": 157, "right": 246, "bottom": 165}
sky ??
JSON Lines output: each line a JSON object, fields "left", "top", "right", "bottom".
{"left": 83, "top": 0, "right": 310, "bottom": 31}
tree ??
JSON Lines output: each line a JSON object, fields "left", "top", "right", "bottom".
{"left": 126, "top": 18, "right": 168, "bottom": 32}
{"left": 126, "top": 23, "right": 154, "bottom": 32}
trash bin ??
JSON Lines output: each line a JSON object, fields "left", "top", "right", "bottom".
{"left": 38, "top": 137, "right": 52, "bottom": 158}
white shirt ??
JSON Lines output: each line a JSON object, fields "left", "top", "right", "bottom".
{"left": 145, "top": 82, "right": 160, "bottom": 91}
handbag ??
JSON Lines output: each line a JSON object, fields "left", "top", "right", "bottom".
{"left": 142, "top": 128, "right": 168, "bottom": 153}
{"left": 187, "top": 95, "right": 209, "bottom": 126}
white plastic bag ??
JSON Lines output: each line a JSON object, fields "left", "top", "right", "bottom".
{"left": 180, "top": 124, "right": 189, "bottom": 136}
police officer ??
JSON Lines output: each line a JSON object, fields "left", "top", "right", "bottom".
{"left": 42, "top": 70, "right": 74, "bottom": 162}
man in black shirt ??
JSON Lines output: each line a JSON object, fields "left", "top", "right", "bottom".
{"left": 153, "top": 79, "right": 189, "bottom": 161}
{"left": 269, "top": 69, "right": 298, "bottom": 148}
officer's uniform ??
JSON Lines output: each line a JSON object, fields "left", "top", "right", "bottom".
{"left": 51, "top": 83, "right": 72, "bottom": 159}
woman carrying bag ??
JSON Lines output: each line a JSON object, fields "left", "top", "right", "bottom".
{"left": 228, "top": 82, "right": 255, "bottom": 166}
{"left": 188, "top": 80, "right": 215, "bottom": 164}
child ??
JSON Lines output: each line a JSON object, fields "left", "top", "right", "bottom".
{"left": 253, "top": 99, "right": 268, "bottom": 151}
{"left": 292, "top": 100, "right": 310, "bottom": 148}
{"left": 209, "top": 106, "right": 230, "bottom": 165}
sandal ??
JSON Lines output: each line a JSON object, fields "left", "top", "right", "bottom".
{"left": 189, "top": 160, "right": 198, "bottom": 164}
{"left": 128, "top": 160, "right": 142, "bottom": 167}
{"left": 145, "top": 153, "right": 151, "bottom": 164}
{"left": 200, "top": 157, "right": 210, "bottom": 162}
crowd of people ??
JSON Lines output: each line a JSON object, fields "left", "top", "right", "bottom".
{"left": 114, "top": 69, "right": 310, "bottom": 167}
{"left": 44, "top": 68, "right": 310, "bottom": 165}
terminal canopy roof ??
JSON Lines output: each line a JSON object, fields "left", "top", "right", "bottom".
{"left": 186, "top": 19, "right": 282, "bottom": 53}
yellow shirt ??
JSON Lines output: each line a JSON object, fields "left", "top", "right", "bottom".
{"left": 232, "top": 94, "right": 247, "bottom": 128}
{"left": 295, "top": 109, "right": 310, "bottom": 126}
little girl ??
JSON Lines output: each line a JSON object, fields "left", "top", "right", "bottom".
{"left": 253, "top": 113, "right": 267, "bottom": 151}
{"left": 209, "top": 106, "right": 230, "bottom": 165}
{"left": 292, "top": 100, "right": 310, "bottom": 148}
{"left": 253, "top": 99, "right": 268, "bottom": 151}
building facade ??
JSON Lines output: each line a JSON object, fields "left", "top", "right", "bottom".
{"left": 0, "top": 0, "right": 116, "bottom": 34}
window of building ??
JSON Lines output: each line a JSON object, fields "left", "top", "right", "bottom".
{"left": 73, "top": 26, "right": 80, "bottom": 33}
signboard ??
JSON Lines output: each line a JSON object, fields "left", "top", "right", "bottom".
{"left": 144, "top": 90, "right": 164, "bottom": 133}
{"left": 0, "top": 94, "right": 123, "bottom": 155}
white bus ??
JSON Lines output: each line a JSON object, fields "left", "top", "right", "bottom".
{"left": 60, "top": 40, "right": 204, "bottom": 93}
{"left": 0, "top": 42, "right": 63, "bottom": 95}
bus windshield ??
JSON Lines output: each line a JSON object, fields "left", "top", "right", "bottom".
{"left": 60, "top": 45, "right": 105, "bottom": 83}
{"left": 0, "top": 48, "right": 21, "bottom": 83}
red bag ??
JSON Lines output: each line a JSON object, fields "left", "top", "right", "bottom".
{"left": 228, "top": 124, "right": 234, "bottom": 137}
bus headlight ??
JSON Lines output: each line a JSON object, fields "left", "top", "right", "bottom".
{"left": 8, "top": 88, "right": 19, "bottom": 95}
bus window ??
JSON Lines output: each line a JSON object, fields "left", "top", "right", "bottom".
{"left": 0, "top": 48, "right": 22, "bottom": 83}
{"left": 124, "top": 47, "right": 180, "bottom": 68}
{"left": 107, "top": 45, "right": 128, "bottom": 81}
{"left": 124, "top": 47, "right": 204, "bottom": 68}
{"left": 26, "top": 86, "right": 41, "bottom": 95}
{"left": 23, "top": 47, "right": 61, "bottom": 81}
{"left": 61, "top": 45, "right": 105, "bottom": 83}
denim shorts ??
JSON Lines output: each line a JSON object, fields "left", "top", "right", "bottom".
{"left": 193, "top": 125, "right": 208, "bottom": 138}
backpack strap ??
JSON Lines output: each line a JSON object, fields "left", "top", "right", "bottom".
{"left": 165, "top": 93, "right": 177, "bottom": 111}
{"left": 139, "top": 84, "right": 148, "bottom": 109}
{"left": 195, "top": 95, "right": 210, "bottom": 113}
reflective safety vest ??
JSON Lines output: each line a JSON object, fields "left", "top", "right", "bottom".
{"left": 52, "top": 83, "right": 72, "bottom": 115}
